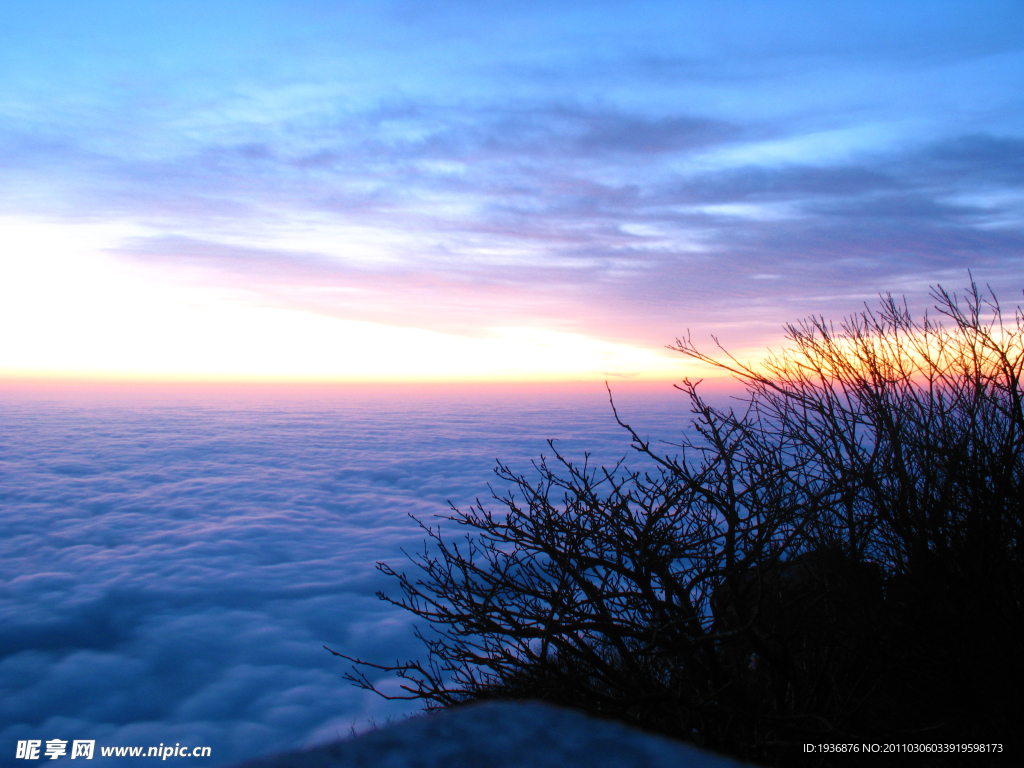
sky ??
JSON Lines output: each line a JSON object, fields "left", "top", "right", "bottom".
{"left": 1, "top": 0, "right": 1022, "bottom": 382}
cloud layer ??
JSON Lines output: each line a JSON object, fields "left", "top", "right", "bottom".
{"left": 0, "top": 386, "right": 690, "bottom": 765}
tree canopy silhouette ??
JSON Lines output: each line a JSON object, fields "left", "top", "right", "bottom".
{"left": 330, "top": 280, "right": 1023, "bottom": 766}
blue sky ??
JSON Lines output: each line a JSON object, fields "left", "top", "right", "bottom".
{"left": 2, "top": 0, "right": 1022, "bottom": 380}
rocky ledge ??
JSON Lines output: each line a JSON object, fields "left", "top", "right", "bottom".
{"left": 231, "top": 701, "right": 753, "bottom": 768}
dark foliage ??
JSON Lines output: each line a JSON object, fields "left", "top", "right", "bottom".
{"left": 330, "top": 281, "right": 1023, "bottom": 766}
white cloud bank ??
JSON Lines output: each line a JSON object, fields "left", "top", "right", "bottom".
{"left": 1, "top": 387, "right": 692, "bottom": 766}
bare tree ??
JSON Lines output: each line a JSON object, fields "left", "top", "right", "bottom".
{"left": 331, "top": 280, "right": 1023, "bottom": 765}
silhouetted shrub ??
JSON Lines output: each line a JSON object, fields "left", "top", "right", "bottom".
{"left": 331, "top": 280, "right": 1023, "bottom": 766}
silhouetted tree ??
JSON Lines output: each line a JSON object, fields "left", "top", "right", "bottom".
{"left": 331, "top": 280, "right": 1022, "bottom": 766}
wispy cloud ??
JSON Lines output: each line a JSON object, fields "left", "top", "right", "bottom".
{"left": 86, "top": 117, "right": 1023, "bottom": 354}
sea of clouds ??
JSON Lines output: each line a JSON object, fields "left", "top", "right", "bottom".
{"left": 1, "top": 384, "right": 695, "bottom": 766}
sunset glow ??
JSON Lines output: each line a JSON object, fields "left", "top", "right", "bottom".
{"left": 0, "top": 218, "right": 691, "bottom": 382}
